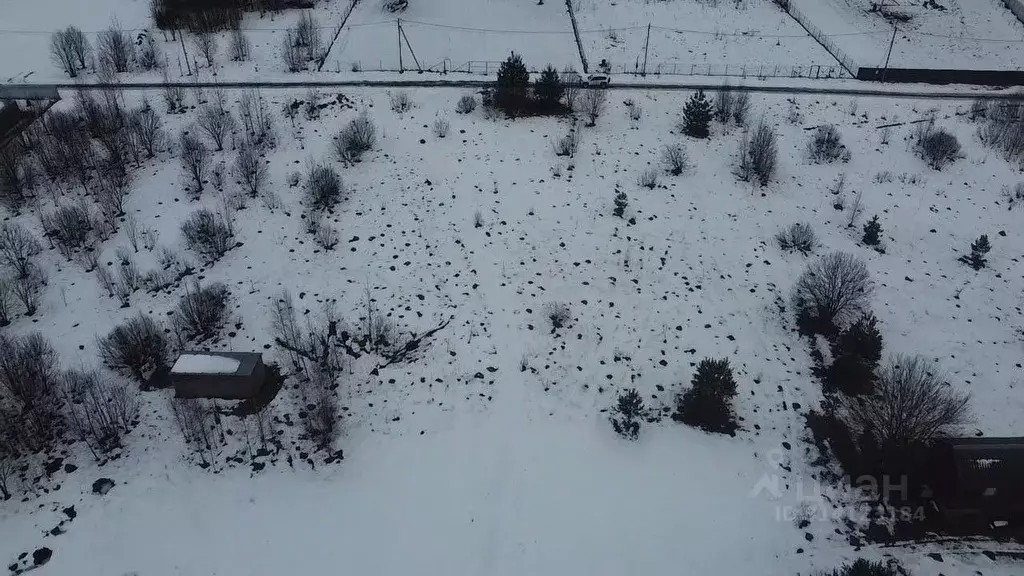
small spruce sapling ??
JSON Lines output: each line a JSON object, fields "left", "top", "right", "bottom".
{"left": 682, "top": 90, "right": 714, "bottom": 139}
{"left": 613, "top": 188, "right": 627, "bottom": 218}
{"left": 960, "top": 235, "right": 991, "bottom": 270}
{"left": 610, "top": 388, "right": 645, "bottom": 440}
{"left": 862, "top": 215, "right": 882, "bottom": 249}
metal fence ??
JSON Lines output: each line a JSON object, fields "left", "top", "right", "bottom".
{"left": 611, "top": 62, "right": 846, "bottom": 80}
{"left": 778, "top": 0, "right": 859, "bottom": 78}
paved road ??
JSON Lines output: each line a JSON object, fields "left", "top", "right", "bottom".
{"left": 6, "top": 78, "right": 1023, "bottom": 100}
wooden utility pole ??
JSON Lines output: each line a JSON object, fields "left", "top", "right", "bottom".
{"left": 397, "top": 18, "right": 403, "bottom": 73}
{"left": 881, "top": 24, "right": 897, "bottom": 82}
{"left": 641, "top": 23, "right": 651, "bottom": 77}
{"left": 399, "top": 22, "right": 421, "bottom": 72}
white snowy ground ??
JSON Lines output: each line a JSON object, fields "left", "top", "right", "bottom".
{"left": 574, "top": 0, "right": 839, "bottom": 76}
{"left": 790, "top": 0, "right": 1024, "bottom": 70}
{"left": 1, "top": 87, "right": 1023, "bottom": 575}
{"left": 325, "top": 0, "right": 581, "bottom": 74}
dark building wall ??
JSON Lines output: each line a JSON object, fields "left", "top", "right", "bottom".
{"left": 858, "top": 67, "right": 1024, "bottom": 86}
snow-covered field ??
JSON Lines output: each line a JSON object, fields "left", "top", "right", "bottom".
{"left": 0, "top": 85, "right": 1023, "bottom": 574}
{"left": 574, "top": 0, "right": 839, "bottom": 76}
{"left": 790, "top": 0, "right": 1024, "bottom": 70}
{"left": 325, "top": 0, "right": 580, "bottom": 74}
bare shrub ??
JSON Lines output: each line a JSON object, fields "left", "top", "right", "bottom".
{"left": 42, "top": 202, "right": 94, "bottom": 259}
{"left": 98, "top": 20, "right": 133, "bottom": 73}
{"left": 562, "top": 68, "right": 581, "bottom": 110}
{"left": 775, "top": 222, "right": 817, "bottom": 254}
{"left": 238, "top": 90, "right": 276, "bottom": 150}
{"left": 808, "top": 124, "right": 847, "bottom": 163}
{"left": 544, "top": 301, "right": 571, "bottom": 333}
{"left": 793, "top": 252, "right": 873, "bottom": 335}
{"left": 661, "top": 143, "right": 689, "bottom": 175}
{"left": 282, "top": 36, "right": 305, "bottom": 72}
{"left": 61, "top": 369, "right": 138, "bottom": 453}
{"left": 232, "top": 146, "right": 267, "bottom": 198}
{"left": 305, "top": 163, "right": 343, "bottom": 211}
{"left": 432, "top": 117, "right": 450, "bottom": 138}
{"left": 181, "top": 208, "right": 233, "bottom": 263}
{"left": 715, "top": 88, "right": 734, "bottom": 122}
{"left": 0, "top": 224, "right": 42, "bottom": 279}
{"left": 841, "top": 355, "right": 971, "bottom": 447}
{"left": 163, "top": 74, "right": 185, "bottom": 114}
{"left": 229, "top": 28, "right": 251, "bottom": 61}
{"left": 96, "top": 168, "right": 133, "bottom": 225}
{"left": 0, "top": 332, "right": 62, "bottom": 450}
{"left": 390, "top": 91, "right": 412, "bottom": 113}
{"left": 915, "top": 124, "right": 961, "bottom": 170}
{"left": 173, "top": 281, "right": 230, "bottom": 343}
{"left": 553, "top": 129, "right": 580, "bottom": 157}
{"left": 197, "top": 104, "right": 235, "bottom": 151}
{"left": 293, "top": 11, "right": 323, "bottom": 61}
{"left": 733, "top": 92, "right": 750, "bottom": 126}
{"left": 169, "top": 397, "right": 215, "bottom": 462}
{"left": 334, "top": 111, "right": 376, "bottom": 162}
{"left": 115, "top": 246, "right": 141, "bottom": 292}
{"left": 637, "top": 168, "right": 658, "bottom": 189}
{"left": 315, "top": 224, "right": 339, "bottom": 250}
{"left": 456, "top": 94, "right": 477, "bottom": 114}
{"left": 1002, "top": 182, "right": 1024, "bottom": 210}
{"left": 99, "top": 313, "right": 170, "bottom": 382}
{"left": 138, "top": 35, "right": 162, "bottom": 71}
{"left": 303, "top": 371, "right": 339, "bottom": 450}
{"left": 179, "top": 130, "right": 211, "bottom": 194}
{"left": 12, "top": 269, "right": 45, "bottom": 316}
{"left": 740, "top": 119, "right": 777, "bottom": 186}
{"left": 66, "top": 26, "right": 90, "bottom": 70}
{"left": 579, "top": 89, "right": 607, "bottom": 127}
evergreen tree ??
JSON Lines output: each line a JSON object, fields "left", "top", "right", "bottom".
{"left": 533, "top": 65, "right": 564, "bottom": 109}
{"left": 828, "top": 313, "right": 883, "bottom": 396}
{"left": 682, "top": 90, "right": 714, "bottom": 139}
{"left": 495, "top": 52, "right": 530, "bottom": 116}
{"left": 862, "top": 215, "right": 882, "bottom": 247}
{"left": 610, "top": 388, "right": 644, "bottom": 440}
{"left": 613, "top": 188, "right": 627, "bottom": 218}
{"left": 960, "top": 234, "right": 991, "bottom": 270}
{"left": 674, "top": 358, "right": 738, "bottom": 434}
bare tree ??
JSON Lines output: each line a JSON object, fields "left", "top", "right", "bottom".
{"left": 193, "top": 31, "right": 217, "bottom": 67}
{"left": 50, "top": 30, "right": 79, "bottom": 77}
{"left": 293, "top": 11, "right": 323, "bottom": 62}
{"left": 0, "top": 143, "right": 37, "bottom": 211}
{"left": 561, "top": 67, "right": 581, "bottom": 110}
{"left": 172, "top": 281, "right": 229, "bottom": 343}
{"left": 41, "top": 202, "right": 94, "bottom": 259}
{"left": 0, "top": 332, "right": 62, "bottom": 450}
{"left": 282, "top": 35, "right": 305, "bottom": 72}
{"left": 238, "top": 90, "right": 276, "bottom": 149}
{"left": 0, "top": 276, "right": 13, "bottom": 326}
{"left": 733, "top": 92, "right": 750, "bottom": 126}
{"left": 66, "top": 26, "right": 91, "bottom": 70}
{"left": 579, "top": 89, "right": 607, "bottom": 127}
{"left": 130, "top": 106, "right": 164, "bottom": 158}
{"left": 304, "top": 162, "right": 343, "bottom": 210}
{"left": 179, "top": 130, "right": 211, "bottom": 194}
{"left": 229, "top": 28, "right": 251, "bottom": 61}
{"left": 232, "top": 146, "right": 267, "bottom": 198}
{"left": 96, "top": 167, "right": 133, "bottom": 224}
{"left": 0, "top": 224, "right": 43, "bottom": 279}
{"left": 61, "top": 368, "right": 139, "bottom": 453}
{"left": 12, "top": 268, "right": 45, "bottom": 316}
{"left": 98, "top": 20, "right": 133, "bottom": 73}
{"left": 842, "top": 355, "right": 971, "bottom": 446}
{"left": 792, "top": 252, "right": 873, "bottom": 334}
{"left": 197, "top": 104, "right": 235, "bottom": 151}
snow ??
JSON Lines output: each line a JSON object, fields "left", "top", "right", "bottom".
{"left": 171, "top": 354, "right": 242, "bottom": 375}
{"left": 789, "top": 0, "right": 1024, "bottom": 71}
{"left": 575, "top": 0, "right": 838, "bottom": 75}
{"left": 0, "top": 86, "right": 1023, "bottom": 575}
{"left": 975, "top": 458, "right": 1002, "bottom": 468}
